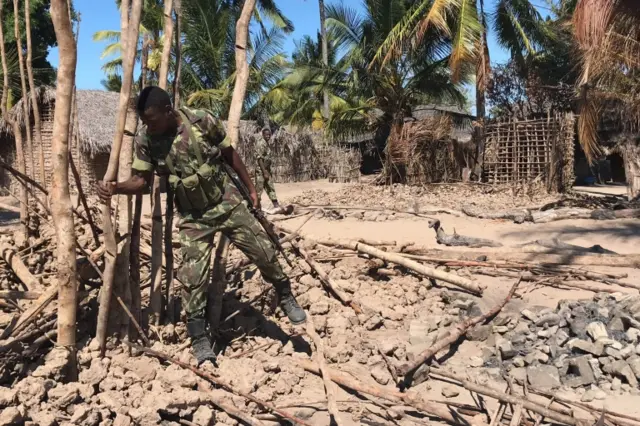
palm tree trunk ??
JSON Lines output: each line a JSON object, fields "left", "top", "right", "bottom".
{"left": 228, "top": 0, "right": 257, "bottom": 146}
{"left": 141, "top": 34, "right": 149, "bottom": 89}
{"left": 50, "top": 0, "right": 78, "bottom": 377}
{"left": 25, "top": 0, "right": 45, "bottom": 188}
{"left": 14, "top": 0, "right": 35, "bottom": 183}
{"left": 318, "top": 0, "right": 330, "bottom": 122}
{"left": 96, "top": 0, "right": 144, "bottom": 356}
{"left": 0, "top": 1, "right": 28, "bottom": 238}
{"left": 474, "top": 1, "right": 490, "bottom": 170}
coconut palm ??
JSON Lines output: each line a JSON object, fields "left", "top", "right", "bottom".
{"left": 261, "top": 0, "right": 467, "bottom": 139}
{"left": 181, "top": 0, "right": 288, "bottom": 117}
{"left": 94, "top": 0, "right": 293, "bottom": 92}
{"left": 370, "top": 0, "right": 549, "bottom": 120}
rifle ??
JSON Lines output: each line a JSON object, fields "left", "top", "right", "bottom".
{"left": 221, "top": 162, "right": 294, "bottom": 268}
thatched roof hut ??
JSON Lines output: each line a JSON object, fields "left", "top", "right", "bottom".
{"left": 0, "top": 87, "right": 120, "bottom": 194}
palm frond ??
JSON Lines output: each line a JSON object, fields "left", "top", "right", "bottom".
{"left": 449, "top": 0, "right": 481, "bottom": 81}
{"left": 257, "top": 0, "right": 295, "bottom": 33}
{"left": 577, "top": 87, "right": 602, "bottom": 163}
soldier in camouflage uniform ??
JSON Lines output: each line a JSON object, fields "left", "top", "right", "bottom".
{"left": 97, "top": 86, "right": 306, "bottom": 365}
{"left": 254, "top": 127, "right": 280, "bottom": 209}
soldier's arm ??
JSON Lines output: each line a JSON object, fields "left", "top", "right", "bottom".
{"left": 97, "top": 132, "right": 154, "bottom": 201}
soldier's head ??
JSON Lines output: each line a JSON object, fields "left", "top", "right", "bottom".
{"left": 137, "top": 86, "right": 177, "bottom": 136}
{"left": 262, "top": 127, "right": 271, "bottom": 142}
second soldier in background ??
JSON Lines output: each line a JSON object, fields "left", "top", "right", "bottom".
{"left": 254, "top": 127, "right": 280, "bottom": 210}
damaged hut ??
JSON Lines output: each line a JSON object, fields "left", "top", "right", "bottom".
{"left": 386, "top": 104, "right": 476, "bottom": 184}
{"left": 0, "top": 87, "right": 119, "bottom": 196}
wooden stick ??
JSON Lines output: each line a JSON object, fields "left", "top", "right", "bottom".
{"left": 430, "top": 369, "right": 581, "bottom": 426}
{"left": 295, "top": 359, "right": 462, "bottom": 424}
{"left": 296, "top": 204, "right": 463, "bottom": 218}
{"left": 399, "top": 247, "right": 640, "bottom": 268}
{"left": 0, "top": 243, "right": 41, "bottom": 290}
{"left": 68, "top": 153, "right": 100, "bottom": 247}
{"left": 126, "top": 343, "right": 312, "bottom": 426}
{"left": 399, "top": 279, "right": 520, "bottom": 379}
{"left": 1, "top": 285, "right": 58, "bottom": 339}
{"left": 0, "top": 291, "right": 41, "bottom": 300}
{"left": 355, "top": 243, "right": 483, "bottom": 295}
{"left": 291, "top": 241, "right": 362, "bottom": 313}
{"left": 204, "top": 389, "right": 267, "bottom": 426}
{"left": 306, "top": 316, "right": 344, "bottom": 425}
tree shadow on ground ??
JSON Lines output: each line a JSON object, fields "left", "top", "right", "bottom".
{"left": 499, "top": 222, "right": 640, "bottom": 245}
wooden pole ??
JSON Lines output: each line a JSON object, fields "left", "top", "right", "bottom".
{"left": 50, "top": 0, "right": 78, "bottom": 376}
{"left": 0, "top": 243, "right": 41, "bottom": 289}
{"left": 0, "top": 0, "right": 28, "bottom": 239}
{"left": 355, "top": 242, "right": 483, "bottom": 294}
{"left": 13, "top": 0, "right": 35, "bottom": 182}
{"left": 399, "top": 279, "right": 520, "bottom": 379}
{"left": 96, "top": 0, "right": 144, "bottom": 356}
{"left": 24, "top": 0, "right": 45, "bottom": 188}
{"left": 227, "top": 0, "right": 257, "bottom": 146}
{"left": 172, "top": 0, "right": 182, "bottom": 106}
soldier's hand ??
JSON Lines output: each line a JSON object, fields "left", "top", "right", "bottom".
{"left": 263, "top": 172, "right": 272, "bottom": 182}
{"left": 250, "top": 190, "right": 261, "bottom": 210}
{"left": 96, "top": 181, "right": 117, "bottom": 203}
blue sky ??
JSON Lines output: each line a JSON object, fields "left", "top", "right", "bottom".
{"left": 48, "top": 0, "right": 552, "bottom": 91}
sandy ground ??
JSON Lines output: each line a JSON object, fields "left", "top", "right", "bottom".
{"left": 2, "top": 179, "right": 640, "bottom": 420}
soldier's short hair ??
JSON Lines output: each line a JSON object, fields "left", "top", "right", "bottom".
{"left": 136, "top": 86, "right": 172, "bottom": 114}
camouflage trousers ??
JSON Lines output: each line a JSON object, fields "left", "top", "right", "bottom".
{"left": 177, "top": 202, "right": 288, "bottom": 320}
{"left": 254, "top": 167, "right": 278, "bottom": 203}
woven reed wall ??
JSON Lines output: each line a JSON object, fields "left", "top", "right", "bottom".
{"left": 482, "top": 113, "right": 575, "bottom": 192}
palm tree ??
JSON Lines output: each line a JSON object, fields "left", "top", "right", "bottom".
{"left": 262, "top": 0, "right": 467, "bottom": 140}
{"left": 371, "top": 0, "right": 548, "bottom": 121}
{"left": 94, "top": 0, "right": 294, "bottom": 94}
{"left": 181, "top": 0, "right": 288, "bottom": 117}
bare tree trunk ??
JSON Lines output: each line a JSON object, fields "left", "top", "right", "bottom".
{"left": 172, "top": 0, "right": 182, "bottom": 106}
{"left": 0, "top": 1, "right": 28, "bottom": 238}
{"left": 25, "top": 0, "right": 45, "bottom": 187}
{"left": 14, "top": 0, "right": 35, "bottom": 182}
{"left": 149, "top": 176, "right": 163, "bottom": 325}
{"left": 116, "top": 97, "right": 137, "bottom": 338}
{"left": 148, "top": 0, "right": 175, "bottom": 325}
{"left": 618, "top": 138, "right": 640, "bottom": 199}
{"left": 50, "top": 0, "right": 78, "bottom": 378}
{"left": 96, "top": 0, "right": 144, "bottom": 356}
{"left": 318, "top": 0, "right": 329, "bottom": 122}
{"left": 227, "top": 0, "right": 257, "bottom": 146}
{"left": 140, "top": 34, "right": 149, "bottom": 89}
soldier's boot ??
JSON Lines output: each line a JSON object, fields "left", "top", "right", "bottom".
{"left": 274, "top": 280, "right": 306, "bottom": 325}
{"left": 187, "top": 319, "right": 217, "bottom": 365}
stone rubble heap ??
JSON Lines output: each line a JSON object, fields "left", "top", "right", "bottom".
{"left": 477, "top": 293, "right": 640, "bottom": 401}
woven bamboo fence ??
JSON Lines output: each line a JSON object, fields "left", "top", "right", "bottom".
{"left": 482, "top": 114, "right": 575, "bottom": 192}
{"left": 235, "top": 127, "right": 361, "bottom": 183}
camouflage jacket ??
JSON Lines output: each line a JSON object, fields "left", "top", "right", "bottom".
{"left": 132, "top": 107, "right": 243, "bottom": 218}
{"left": 255, "top": 135, "right": 273, "bottom": 172}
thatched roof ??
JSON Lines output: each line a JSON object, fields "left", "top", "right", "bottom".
{"left": 1, "top": 86, "right": 120, "bottom": 157}
{"left": 1, "top": 87, "right": 265, "bottom": 157}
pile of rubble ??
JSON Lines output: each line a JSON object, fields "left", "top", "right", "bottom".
{"left": 290, "top": 182, "right": 560, "bottom": 216}
{"left": 479, "top": 293, "right": 640, "bottom": 400}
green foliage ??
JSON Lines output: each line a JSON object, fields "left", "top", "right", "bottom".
{"left": 258, "top": 0, "right": 467, "bottom": 141}
{"left": 0, "top": 0, "right": 60, "bottom": 97}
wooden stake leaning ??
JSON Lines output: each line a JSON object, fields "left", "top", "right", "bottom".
{"left": 398, "top": 279, "right": 520, "bottom": 380}
{"left": 96, "top": 0, "right": 144, "bottom": 356}
{"left": 291, "top": 240, "right": 362, "bottom": 314}
{"left": 305, "top": 315, "right": 344, "bottom": 426}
